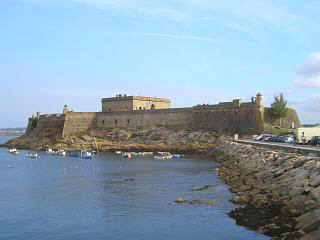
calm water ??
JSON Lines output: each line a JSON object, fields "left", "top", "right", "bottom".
{"left": 0, "top": 136, "right": 268, "bottom": 240}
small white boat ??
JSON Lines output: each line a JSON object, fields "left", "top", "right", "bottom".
{"left": 46, "top": 148, "right": 59, "bottom": 155}
{"left": 142, "top": 152, "right": 153, "bottom": 156}
{"left": 8, "top": 148, "right": 19, "bottom": 155}
{"left": 154, "top": 152, "right": 172, "bottom": 160}
{"left": 81, "top": 151, "right": 94, "bottom": 159}
{"left": 57, "top": 150, "right": 66, "bottom": 156}
{"left": 115, "top": 151, "right": 122, "bottom": 154}
{"left": 121, "top": 152, "right": 132, "bottom": 159}
{"left": 26, "top": 153, "right": 40, "bottom": 159}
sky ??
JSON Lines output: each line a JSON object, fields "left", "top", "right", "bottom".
{"left": 1, "top": 0, "right": 320, "bottom": 127}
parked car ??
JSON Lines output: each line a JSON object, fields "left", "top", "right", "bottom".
{"left": 309, "top": 136, "right": 320, "bottom": 145}
{"left": 254, "top": 134, "right": 269, "bottom": 141}
{"left": 283, "top": 135, "right": 295, "bottom": 143}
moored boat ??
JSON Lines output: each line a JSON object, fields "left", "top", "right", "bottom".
{"left": 26, "top": 153, "right": 40, "bottom": 159}
{"left": 154, "top": 152, "right": 172, "bottom": 160}
{"left": 8, "top": 148, "right": 19, "bottom": 155}
{"left": 8, "top": 148, "right": 18, "bottom": 153}
{"left": 57, "top": 150, "right": 66, "bottom": 156}
{"left": 121, "top": 152, "right": 132, "bottom": 159}
{"left": 67, "top": 151, "right": 82, "bottom": 157}
{"left": 81, "top": 151, "right": 94, "bottom": 159}
{"left": 172, "top": 154, "right": 184, "bottom": 159}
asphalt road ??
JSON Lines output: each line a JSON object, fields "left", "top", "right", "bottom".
{"left": 236, "top": 139, "right": 320, "bottom": 154}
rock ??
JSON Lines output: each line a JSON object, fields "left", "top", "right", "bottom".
{"left": 192, "top": 184, "right": 213, "bottom": 191}
{"left": 295, "top": 212, "right": 320, "bottom": 233}
{"left": 302, "top": 228, "right": 320, "bottom": 240}
{"left": 81, "top": 135, "right": 94, "bottom": 141}
{"left": 190, "top": 199, "right": 206, "bottom": 204}
{"left": 207, "top": 200, "right": 216, "bottom": 205}
{"left": 294, "top": 159, "right": 307, "bottom": 168}
{"left": 231, "top": 194, "right": 250, "bottom": 204}
{"left": 124, "top": 178, "right": 135, "bottom": 182}
{"left": 309, "top": 186, "right": 320, "bottom": 200}
{"left": 310, "top": 175, "right": 320, "bottom": 188}
{"left": 175, "top": 198, "right": 189, "bottom": 204}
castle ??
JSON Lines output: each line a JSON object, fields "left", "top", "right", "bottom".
{"left": 26, "top": 93, "right": 301, "bottom": 137}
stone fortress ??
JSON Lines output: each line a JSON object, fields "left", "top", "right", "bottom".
{"left": 26, "top": 93, "right": 301, "bottom": 137}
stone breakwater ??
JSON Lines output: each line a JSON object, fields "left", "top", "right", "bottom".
{"left": 213, "top": 142, "right": 320, "bottom": 240}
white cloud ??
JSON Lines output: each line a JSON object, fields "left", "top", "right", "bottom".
{"left": 294, "top": 52, "right": 320, "bottom": 88}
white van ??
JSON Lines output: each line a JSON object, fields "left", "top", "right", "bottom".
{"left": 294, "top": 127, "right": 320, "bottom": 144}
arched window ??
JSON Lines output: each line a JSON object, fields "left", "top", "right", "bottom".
{"left": 115, "top": 119, "right": 118, "bottom": 125}
{"left": 151, "top": 104, "right": 155, "bottom": 109}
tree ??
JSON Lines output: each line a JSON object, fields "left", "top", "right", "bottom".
{"left": 271, "top": 93, "right": 288, "bottom": 127}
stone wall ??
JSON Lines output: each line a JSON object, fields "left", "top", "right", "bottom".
{"left": 102, "top": 96, "right": 171, "bottom": 112}
{"left": 35, "top": 114, "right": 66, "bottom": 136}
{"left": 192, "top": 106, "right": 263, "bottom": 134}
{"left": 264, "top": 107, "right": 301, "bottom": 128}
{"left": 102, "top": 99, "right": 133, "bottom": 112}
{"left": 62, "top": 112, "right": 97, "bottom": 137}
{"left": 97, "top": 108, "right": 193, "bottom": 129}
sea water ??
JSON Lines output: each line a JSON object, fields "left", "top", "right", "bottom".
{"left": 0, "top": 136, "right": 268, "bottom": 240}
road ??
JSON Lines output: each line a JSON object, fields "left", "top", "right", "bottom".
{"left": 235, "top": 139, "right": 320, "bottom": 155}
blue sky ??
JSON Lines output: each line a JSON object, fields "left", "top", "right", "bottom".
{"left": 1, "top": 0, "right": 320, "bottom": 127}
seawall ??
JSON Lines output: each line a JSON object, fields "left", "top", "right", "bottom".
{"left": 213, "top": 141, "right": 320, "bottom": 239}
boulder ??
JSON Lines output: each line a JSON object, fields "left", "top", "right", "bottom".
{"left": 310, "top": 175, "right": 320, "bottom": 188}
{"left": 301, "top": 228, "right": 320, "bottom": 240}
{"left": 296, "top": 213, "right": 320, "bottom": 233}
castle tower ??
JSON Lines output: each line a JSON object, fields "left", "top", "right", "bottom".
{"left": 256, "top": 92, "right": 264, "bottom": 108}
{"left": 63, "top": 104, "right": 69, "bottom": 114}
{"left": 256, "top": 92, "right": 264, "bottom": 123}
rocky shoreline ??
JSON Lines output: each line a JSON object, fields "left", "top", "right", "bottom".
{"left": 213, "top": 142, "right": 320, "bottom": 240}
{"left": 1, "top": 127, "right": 227, "bottom": 153}
{"left": 2, "top": 128, "right": 320, "bottom": 239}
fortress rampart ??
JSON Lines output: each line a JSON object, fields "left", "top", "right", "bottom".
{"left": 25, "top": 93, "right": 300, "bottom": 138}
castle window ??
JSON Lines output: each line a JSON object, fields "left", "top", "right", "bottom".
{"left": 115, "top": 119, "right": 118, "bottom": 125}
{"left": 127, "top": 119, "right": 130, "bottom": 124}
{"left": 109, "top": 108, "right": 112, "bottom": 112}
{"left": 139, "top": 107, "right": 142, "bottom": 110}
{"left": 102, "top": 120, "right": 105, "bottom": 125}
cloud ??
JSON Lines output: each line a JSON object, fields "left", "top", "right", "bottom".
{"left": 294, "top": 53, "right": 320, "bottom": 88}
{"left": 118, "top": 32, "right": 217, "bottom": 42}
{"left": 19, "top": 0, "right": 305, "bottom": 35}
